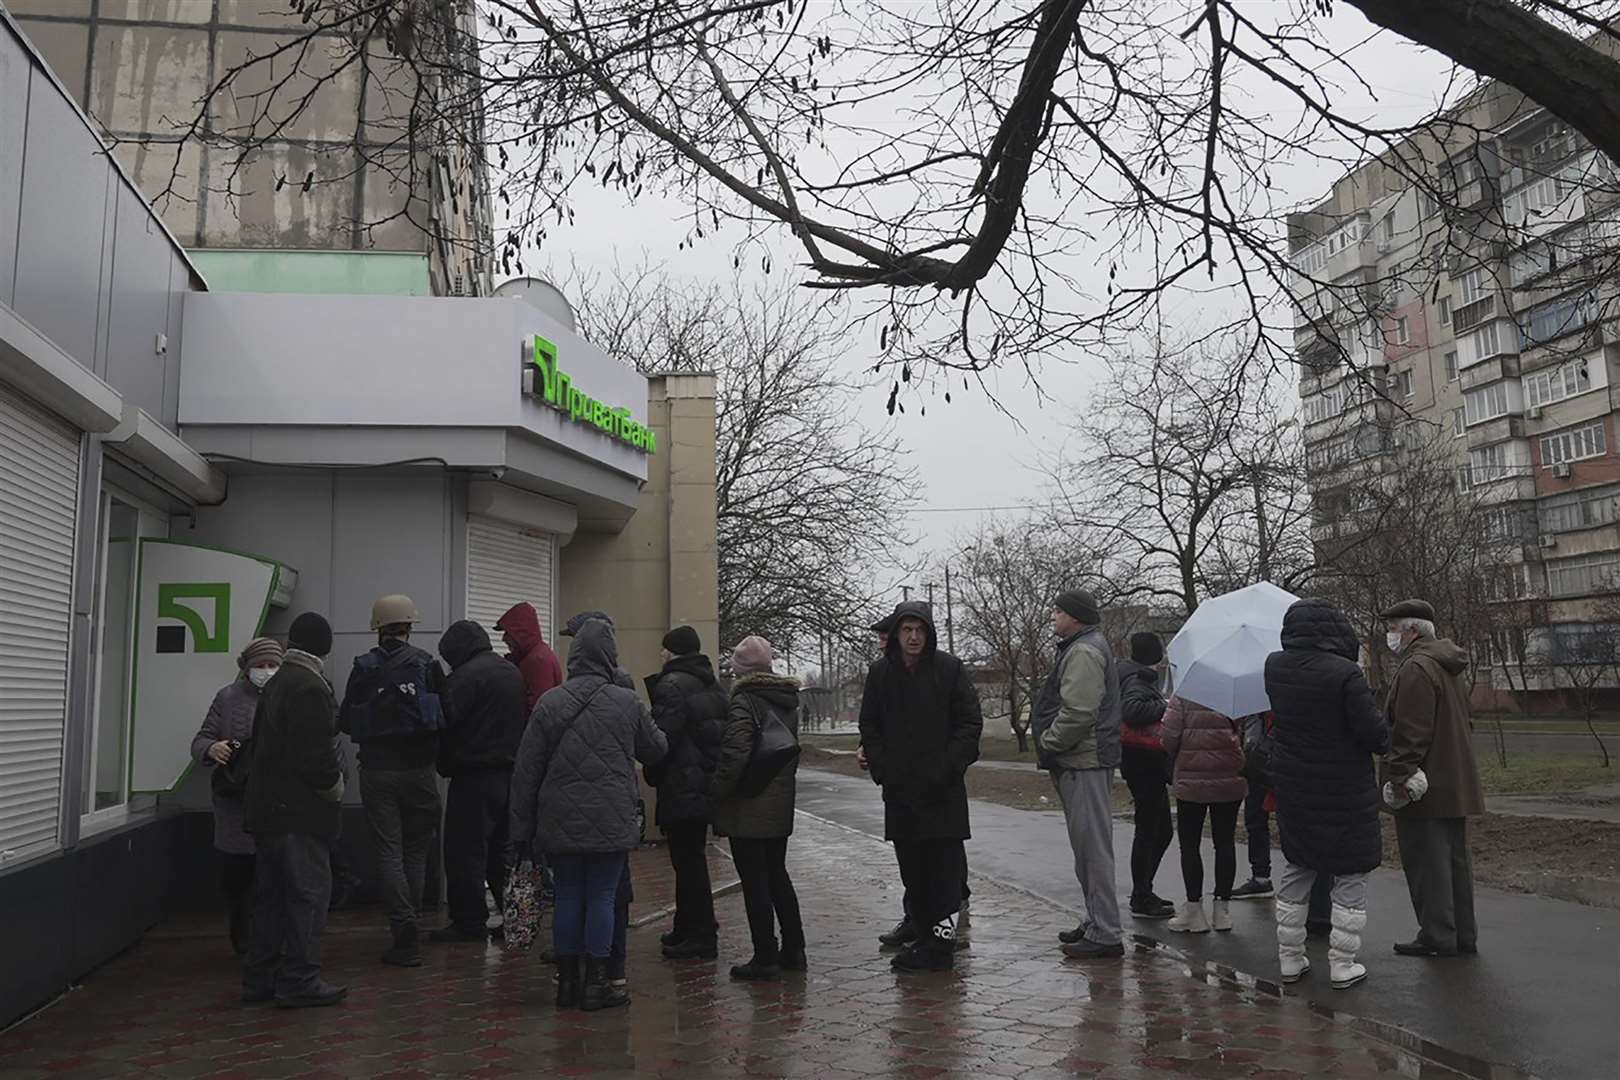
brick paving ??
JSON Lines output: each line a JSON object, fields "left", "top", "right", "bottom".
{"left": 0, "top": 818, "right": 1471, "bottom": 1079}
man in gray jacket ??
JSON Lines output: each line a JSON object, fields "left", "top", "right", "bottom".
{"left": 1032, "top": 589, "right": 1123, "bottom": 960}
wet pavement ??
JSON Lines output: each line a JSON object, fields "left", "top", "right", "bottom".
{"left": 0, "top": 813, "right": 1509, "bottom": 1080}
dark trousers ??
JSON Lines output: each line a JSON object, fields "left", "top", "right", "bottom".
{"left": 221, "top": 852, "right": 255, "bottom": 952}
{"left": 893, "top": 838, "right": 966, "bottom": 932}
{"left": 242, "top": 832, "right": 331, "bottom": 997}
{"left": 729, "top": 837, "right": 804, "bottom": 963}
{"left": 552, "top": 851, "right": 627, "bottom": 959}
{"left": 1176, "top": 799, "right": 1241, "bottom": 902}
{"left": 665, "top": 820, "right": 717, "bottom": 940}
{"left": 1123, "top": 768, "right": 1174, "bottom": 902}
{"left": 443, "top": 769, "right": 511, "bottom": 933}
{"left": 360, "top": 765, "right": 441, "bottom": 933}
{"left": 1243, "top": 780, "right": 1272, "bottom": 879}
{"left": 1395, "top": 816, "right": 1478, "bottom": 952}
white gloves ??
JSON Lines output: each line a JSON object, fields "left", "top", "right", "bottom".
{"left": 1382, "top": 768, "right": 1429, "bottom": 809}
{"left": 1405, "top": 768, "right": 1429, "bottom": 802}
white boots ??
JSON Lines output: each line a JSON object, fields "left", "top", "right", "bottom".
{"left": 1328, "top": 904, "right": 1368, "bottom": 988}
{"left": 1169, "top": 901, "right": 1211, "bottom": 933}
{"left": 1210, "top": 900, "right": 1232, "bottom": 932}
{"left": 1275, "top": 899, "right": 1310, "bottom": 983}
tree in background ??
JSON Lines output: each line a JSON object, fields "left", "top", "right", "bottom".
{"left": 1536, "top": 623, "right": 1618, "bottom": 768}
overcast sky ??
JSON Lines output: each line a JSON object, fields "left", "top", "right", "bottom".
{"left": 502, "top": 5, "right": 1461, "bottom": 590}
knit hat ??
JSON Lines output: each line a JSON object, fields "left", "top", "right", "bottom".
{"left": 731, "top": 636, "right": 774, "bottom": 676}
{"left": 1054, "top": 589, "right": 1101, "bottom": 626}
{"left": 1130, "top": 632, "right": 1164, "bottom": 666}
{"left": 662, "top": 625, "right": 702, "bottom": 656}
{"left": 237, "top": 636, "right": 285, "bottom": 671}
{"left": 287, "top": 612, "right": 334, "bottom": 658}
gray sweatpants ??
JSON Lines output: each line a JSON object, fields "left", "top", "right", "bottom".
{"left": 1051, "top": 767, "right": 1121, "bottom": 946}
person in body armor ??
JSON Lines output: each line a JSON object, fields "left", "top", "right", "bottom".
{"left": 339, "top": 594, "right": 452, "bottom": 967}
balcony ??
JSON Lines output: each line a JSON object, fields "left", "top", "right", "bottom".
{"left": 1452, "top": 293, "right": 1498, "bottom": 333}
{"left": 1291, "top": 213, "right": 1375, "bottom": 282}
{"left": 1467, "top": 414, "right": 1527, "bottom": 450}
{"left": 1458, "top": 318, "right": 1522, "bottom": 368}
{"left": 1460, "top": 354, "right": 1521, "bottom": 392}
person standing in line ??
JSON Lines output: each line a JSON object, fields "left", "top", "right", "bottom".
{"left": 193, "top": 637, "right": 285, "bottom": 955}
{"left": 430, "top": 619, "right": 528, "bottom": 943}
{"left": 859, "top": 602, "right": 983, "bottom": 972}
{"left": 1036, "top": 591, "right": 1124, "bottom": 961}
{"left": 497, "top": 601, "right": 564, "bottom": 712}
{"left": 709, "top": 636, "right": 805, "bottom": 981}
{"left": 1380, "top": 599, "right": 1485, "bottom": 959}
{"left": 241, "top": 613, "right": 346, "bottom": 1008}
{"left": 510, "top": 617, "right": 667, "bottom": 1011}
{"left": 1117, "top": 632, "right": 1175, "bottom": 921}
{"left": 1264, "top": 599, "right": 1391, "bottom": 989}
{"left": 1236, "top": 714, "right": 1335, "bottom": 936}
{"left": 1160, "top": 695, "right": 1248, "bottom": 934}
{"left": 339, "top": 594, "right": 451, "bottom": 968}
{"left": 646, "top": 624, "right": 728, "bottom": 961}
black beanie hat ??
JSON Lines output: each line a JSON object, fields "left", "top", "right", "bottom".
{"left": 288, "top": 612, "right": 333, "bottom": 658}
{"left": 1054, "top": 589, "right": 1101, "bottom": 626}
{"left": 1130, "top": 631, "right": 1164, "bottom": 666}
{"left": 662, "top": 625, "right": 702, "bottom": 656}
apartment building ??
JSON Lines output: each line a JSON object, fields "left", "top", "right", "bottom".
{"left": 1289, "top": 83, "right": 1619, "bottom": 700}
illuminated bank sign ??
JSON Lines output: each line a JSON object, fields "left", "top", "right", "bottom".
{"left": 527, "top": 335, "right": 656, "bottom": 454}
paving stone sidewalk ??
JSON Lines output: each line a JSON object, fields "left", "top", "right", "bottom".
{"left": 0, "top": 817, "right": 1485, "bottom": 1080}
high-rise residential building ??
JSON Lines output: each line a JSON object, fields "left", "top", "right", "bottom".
{"left": 1289, "top": 80, "right": 1618, "bottom": 702}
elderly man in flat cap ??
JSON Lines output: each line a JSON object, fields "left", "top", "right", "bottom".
{"left": 1381, "top": 599, "right": 1486, "bottom": 959}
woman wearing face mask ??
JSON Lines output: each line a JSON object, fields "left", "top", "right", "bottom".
{"left": 192, "top": 636, "right": 286, "bottom": 955}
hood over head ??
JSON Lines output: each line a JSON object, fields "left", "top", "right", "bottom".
{"left": 439, "top": 620, "right": 493, "bottom": 669}
{"left": 885, "top": 600, "right": 939, "bottom": 659}
{"left": 495, "top": 602, "right": 545, "bottom": 657}
{"left": 562, "top": 610, "right": 614, "bottom": 637}
{"left": 567, "top": 617, "right": 621, "bottom": 681}
{"left": 1280, "top": 598, "right": 1361, "bottom": 662}
{"left": 1407, "top": 636, "right": 1470, "bottom": 676}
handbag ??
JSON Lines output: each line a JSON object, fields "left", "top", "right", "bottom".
{"left": 1238, "top": 715, "right": 1273, "bottom": 788}
{"left": 501, "top": 858, "right": 547, "bottom": 951}
{"left": 735, "top": 702, "right": 800, "bottom": 798}
{"left": 210, "top": 738, "right": 254, "bottom": 799}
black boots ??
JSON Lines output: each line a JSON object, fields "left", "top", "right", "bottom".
{"left": 661, "top": 936, "right": 718, "bottom": 960}
{"left": 555, "top": 956, "right": 582, "bottom": 1008}
{"left": 878, "top": 920, "right": 919, "bottom": 948}
{"left": 581, "top": 956, "right": 630, "bottom": 1011}
{"left": 730, "top": 955, "right": 782, "bottom": 981}
{"left": 382, "top": 923, "right": 423, "bottom": 967}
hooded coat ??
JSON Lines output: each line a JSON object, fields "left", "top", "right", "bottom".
{"left": 1264, "top": 599, "right": 1391, "bottom": 875}
{"left": 1160, "top": 695, "right": 1249, "bottom": 804}
{"left": 858, "top": 601, "right": 984, "bottom": 841}
{"left": 508, "top": 620, "right": 667, "bottom": 856}
{"left": 437, "top": 620, "right": 529, "bottom": 776}
{"left": 496, "top": 602, "right": 564, "bottom": 712}
{"left": 1384, "top": 637, "right": 1486, "bottom": 819}
{"left": 709, "top": 672, "right": 802, "bottom": 839}
{"left": 645, "top": 653, "right": 728, "bottom": 826}
{"left": 191, "top": 677, "right": 265, "bottom": 854}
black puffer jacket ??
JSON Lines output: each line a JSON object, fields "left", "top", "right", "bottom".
{"left": 645, "top": 653, "right": 728, "bottom": 826}
{"left": 1264, "top": 599, "right": 1391, "bottom": 875}
{"left": 508, "top": 620, "right": 668, "bottom": 855}
{"left": 438, "top": 620, "right": 529, "bottom": 776}
{"left": 858, "top": 602, "right": 984, "bottom": 841}
{"left": 710, "top": 673, "right": 802, "bottom": 839}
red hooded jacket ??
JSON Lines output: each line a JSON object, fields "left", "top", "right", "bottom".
{"left": 495, "top": 602, "right": 563, "bottom": 712}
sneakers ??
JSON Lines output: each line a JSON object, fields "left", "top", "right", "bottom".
{"left": 1231, "top": 877, "right": 1275, "bottom": 900}
{"left": 1129, "top": 896, "right": 1175, "bottom": 920}
{"left": 662, "top": 937, "right": 718, "bottom": 961}
{"left": 893, "top": 920, "right": 955, "bottom": 972}
{"left": 1328, "top": 904, "right": 1368, "bottom": 989}
{"left": 1060, "top": 938, "right": 1124, "bottom": 959}
{"left": 1210, "top": 900, "right": 1233, "bottom": 932}
{"left": 1275, "top": 899, "right": 1309, "bottom": 984}
{"left": 428, "top": 924, "right": 487, "bottom": 943}
{"left": 1168, "top": 901, "right": 1211, "bottom": 934}
{"left": 274, "top": 982, "right": 347, "bottom": 1009}
{"left": 878, "top": 919, "right": 919, "bottom": 948}
{"left": 382, "top": 924, "right": 423, "bottom": 967}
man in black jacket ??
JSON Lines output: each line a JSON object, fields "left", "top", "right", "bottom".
{"left": 646, "top": 625, "right": 728, "bottom": 960}
{"left": 430, "top": 620, "right": 529, "bottom": 943}
{"left": 242, "top": 613, "right": 346, "bottom": 1009}
{"left": 859, "top": 602, "right": 984, "bottom": 972}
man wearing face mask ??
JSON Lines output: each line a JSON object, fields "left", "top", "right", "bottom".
{"left": 1380, "top": 599, "right": 1485, "bottom": 959}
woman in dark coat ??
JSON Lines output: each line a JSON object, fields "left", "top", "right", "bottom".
{"left": 191, "top": 636, "right": 285, "bottom": 954}
{"left": 1264, "top": 599, "right": 1391, "bottom": 990}
{"left": 708, "top": 635, "right": 804, "bottom": 981}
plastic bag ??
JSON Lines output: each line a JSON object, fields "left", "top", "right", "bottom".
{"left": 502, "top": 859, "right": 546, "bottom": 952}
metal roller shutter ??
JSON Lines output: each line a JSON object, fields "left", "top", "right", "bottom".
{"left": 0, "top": 386, "right": 80, "bottom": 865}
{"left": 465, "top": 515, "right": 556, "bottom": 642}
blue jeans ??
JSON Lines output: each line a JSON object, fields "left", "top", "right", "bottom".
{"left": 551, "top": 852, "right": 628, "bottom": 959}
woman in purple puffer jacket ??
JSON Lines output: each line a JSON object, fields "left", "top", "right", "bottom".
{"left": 1161, "top": 695, "right": 1250, "bottom": 935}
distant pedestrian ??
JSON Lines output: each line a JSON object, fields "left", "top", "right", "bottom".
{"left": 1161, "top": 695, "right": 1248, "bottom": 934}
{"left": 1265, "top": 599, "right": 1391, "bottom": 989}
{"left": 1381, "top": 599, "right": 1485, "bottom": 959}
{"left": 859, "top": 602, "right": 983, "bottom": 972}
{"left": 430, "top": 620, "right": 528, "bottom": 943}
{"left": 645, "top": 625, "right": 728, "bottom": 961}
{"left": 709, "top": 636, "right": 805, "bottom": 980}
{"left": 339, "top": 594, "right": 451, "bottom": 968}
{"left": 242, "top": 613, "right": 346, "bottom": 1008}
{"left": 1035, "top": 590, "right": 1124, "bottom": 960}
{"left": 497, "top": 602, "right": 564, "bottom": 712}
{"left": 510, "top": 617, "right": 667, "bottom": 1011}
{"left": 1117, "top": 632, "right": 1174, "bottom": 921}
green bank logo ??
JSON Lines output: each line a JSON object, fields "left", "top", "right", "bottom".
{"left": 156, "top": 583, "right": 231, "bottom": 654}
{"left": 529, "top": 335, "right": 656, "bottom": 453}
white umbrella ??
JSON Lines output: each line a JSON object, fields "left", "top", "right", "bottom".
{"left": 1167, "top": 582, "right": 1300, "bottom": 718}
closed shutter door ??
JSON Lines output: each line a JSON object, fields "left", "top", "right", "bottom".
{"left": 0, "top": 386, "right": 80, "bottom": 864}
{"left": 465, "top": 515, "right": 556, "bottom": 642}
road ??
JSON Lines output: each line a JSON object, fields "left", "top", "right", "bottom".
{"left": 796, "top": 766, "right": 1620, "bottom": 1080}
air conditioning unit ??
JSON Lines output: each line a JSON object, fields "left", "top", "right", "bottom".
{"left": 1376, "top": 240, "right": 1393, "bottom": 254}
{"left": 1527, "top": 406, "right": 1543, "bottom": 420}
{"left": 1553, "top": 462, "right": 1573, "bottom": 478}
{"left": 1540, "top": 535, "right": 1558, "bottom": 549}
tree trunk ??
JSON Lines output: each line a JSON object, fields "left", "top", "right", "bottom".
{"left": 1584, "top": 701, "right": 1612, "bottom": 767}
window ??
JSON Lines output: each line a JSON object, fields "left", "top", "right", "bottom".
{"left": 1524, "top": 356, "right": 1597, "bottom": 409}
{"left": 1539, "top": 421, "right": 1607, "bottom": 467}
{"left": 1460, "top": 319, "right": 1520, "bottom": 367}
{"left": 1453, "top": 408, "right": 1466, "bottom": 438}
{"left": 1544, "top": 624, "right": 1620, "bottom": 665}
{"left": 1394, "top": 315, "right": 1411, "bottom": 345}
{"left": 1439, "top": 297, "right": 1452, "bottom": 327}
{"left": 1520, "top": 292, "right": 1598, "bottom": 348}
{"left": 1464, "top": 380, "right": 1513, "bottom": 425}
{"left": 1456, "top": 268, "right": 1488, "bottom": 306}
{"left": 1469, "top": 443, "right": 1511, "bottom": 484}
{"left": 1381, "top": 214, "right": 1396, "bottom": 243}
{"left": 1540, "top": 485, "right": 1620, "bottom": 533}
{"left": 1445, "top": 351, "right": 1459, "bottom": 381}
{"left": 1546, "top": 551, "right": 1620, "bottom": 598}
{"left": 1393, "top": 369, "right": 1415, "bottom": 400}
{"left": 1485, "top": 563, "right": 1532, "bottom": 601}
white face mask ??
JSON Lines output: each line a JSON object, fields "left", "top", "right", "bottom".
{"left": 248, "top": 666, "right": 279, "bottom": 689}
{"left": 1386, "top": 632, "right": 1405, "bottom": 654}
